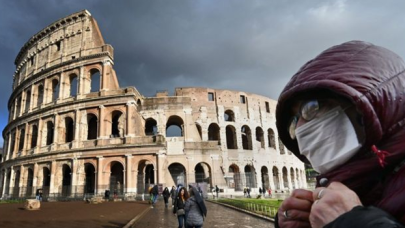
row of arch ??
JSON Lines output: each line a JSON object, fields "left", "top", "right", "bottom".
{"left": 10, "top": 68, "right": 101, "bottom": 121}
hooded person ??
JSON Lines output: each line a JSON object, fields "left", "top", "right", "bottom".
{"left": 275, "top": 41, "right": 405, "bottom": 228}
{"left": 185, "top": 185, "right": 207, "bottom": 227}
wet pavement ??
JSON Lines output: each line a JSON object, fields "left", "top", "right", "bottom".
{"left": 132, "top": 199, "right": 274, "bottom": 228}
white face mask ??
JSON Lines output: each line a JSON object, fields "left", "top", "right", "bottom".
{"left": 295, "top": 106, "right": 362, "bottom": 174}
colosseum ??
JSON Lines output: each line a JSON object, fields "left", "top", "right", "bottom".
{"left": 0, "top": 10, "right": 306, "bottom": 199}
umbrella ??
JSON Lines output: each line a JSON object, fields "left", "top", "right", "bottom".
{"left": 189, "top": 185, "right": 207, "bottom": 217}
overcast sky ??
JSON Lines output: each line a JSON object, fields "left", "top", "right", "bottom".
{"left": 1, "top": 0, "right": 405, "bottom": 146}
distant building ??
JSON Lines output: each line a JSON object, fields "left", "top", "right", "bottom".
{"left": 0, "top": 10, "right": 306, "bottom": 199}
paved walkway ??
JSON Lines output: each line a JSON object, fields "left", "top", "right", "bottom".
{"left": 132, "top": 200, "right": 274, "bottom": 228}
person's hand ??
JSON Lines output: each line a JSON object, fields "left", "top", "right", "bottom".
{"left": 277, "top": 189, "right": 313, "bottom": 228}
{"left": 310, "top": 182, "right": 362, "bottom": 228}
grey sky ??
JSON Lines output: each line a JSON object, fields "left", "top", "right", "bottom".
{"left": 1, "top": 0, "right": 405, "bottom": 146}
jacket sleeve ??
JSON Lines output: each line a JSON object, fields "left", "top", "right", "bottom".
{"left": 325, "top": 206, "right": 404, "bottom": 228}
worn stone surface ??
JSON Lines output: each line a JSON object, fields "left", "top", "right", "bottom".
{"left": 24, "top": 199, "right": 40, "bottom": 210}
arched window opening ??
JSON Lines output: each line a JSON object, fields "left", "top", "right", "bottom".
{"left": 65, "top": 117, "right": 74, "bottom": 143}
{"left": 13, "top": 170, "right": 20, "bottom": 197}
{"left": 46, "top": 121, "right": 54, "bottom": 145}
{"left": 168, "top": 163, "right": 187, "bottom": 187}
{"left": 37, "top": 85, "right": 44, "bottom": 107}
{"left": 261, "top": 166, "right": 269, "bottom": 190}
{"left": 84, "top": 163, "right": 95, "bottom": 194}
{"left": 62, "top": 164, "right": 72, "bottom": 196}
{"left": 268, "top": 128, "right": 276, "bottom": 149}
{"left": 42, "top": 167, "right": 51, "bottom": 197}
{"left": 226, "top": 125, "right": 237, "bottom": 149}
{"left": 196, "top": 124, "right": 202, "bottom": 140}
{"left": 70, "top": 74, "right": 78, "bottom": 97}
{"left": 16, "top": 97, "right": 22, "bottom": 117}
{"left": 244, "top": 165, "right": 256, "bottom": 188}
{"left": 145, "top": 164, "right": 154, "bottom": 185}
{"left": 290, "top": 167, "right": 296, "bottom": 189}
{"left": 224, "top": 110, "right": 235, "bottom": 122}
{"left": 208, "top": 123, "right": 220, "bottom": 141}
{"left": 111, "top": 111, "right": 124, "bottom": 138}
{"left": 18, "top": 129, "right": 25, "bottom": 151}
{"left": 145, "top": 118, "right": 157, "bottom": 136}
{"left": 282, "top": 167, "right": 288, "bottom": 189}
{"left": 166, "top": 115, "right": 184, "bottom": 137}
{"left": 52, "top": 79, "right": 59, "bottom": 102}
{"left": 26, "top": 168, "right": 34, "bottom": 196}
{"left": 137, "top": 161, "right": 154, "bottom": 194}
{"left": 25, "top": 90, "right": 31, "bottom": 113}
{"left": 273, "top": 166, "right": 280, "bottom": 190}
{"left": 195, "top": 163, "right": 205, "bottom": 183}
{"left": 90, "top": 69, "right": 101, "bottom": 93}
{"left": 110, "top": 162, "right": 124, "bottom": 195}
{"left": 241, "top": 125, "right": 252, "bottom": 150}
{"left": 87, "top": 114, "right": 98, "bottom": 140}
{"left": 256, "top": 127, "right": 265, "bottom": 148}
{"left": 31, "top": 125, "right": 38, "bottom": 148}
{"left": 228, "top": 164, "right": 242, "bottom": 191}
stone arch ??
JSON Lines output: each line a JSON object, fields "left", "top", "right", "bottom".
{"left": 241, "top": 125, "right": 252, "bottom": 150}
{"left": 69, "top": 73, "right": 78, "bottom": 97}
{"left": 166, "top": 115, "right": 184, "bottom": 137}
{"left": 5, "top": 170, "right": 11, "bottom": 195}
{"left": 208, "top": 123, "right": 220, "bottom": 142}
{"left": 109, "top": 161, "right": 124, "bottom": 195}
{"left": 45, "top": 121, "right": 54, "bottom": 146}
{"left": 13, "top": 169, "right": 21, "bottom": 197}
{"left": 31, "top": 124, "right": 38, "bottom": 148}
{"left": 228, "top": 164, "right": 242, "bottom": 191}
{"left": 268, "top": 128, "right": 276, "bottom": 149}
{"left": 18, "top": 128, "right": 25, "bottom": 151}
{"left": 84, "top": 163, "right": 96, "bottom": 194}
{"left": 282, "top": 167, "right": 288, "bottom": 190}
{"left": 25, "top": 168, "right": 34, "bottom": 197}
{"left": 16, "top": 96, "right": 22, "bottom": 117}
{"left": 90, "top": 68, "right": 101, "bottom": 93}
{"left": 256, "top": 127, "right": 265, "bottom": 149}
{"left": 168, "top": 163, "right": 187, "bottom": 187}
{"left": 111, "top": 110, "right": 125, "bottom": 138}
{"left": 145, "top": 118, "right": 157, "bottom": 136}
{"left": 226, "top": 125, "right": 237, "bottom": 149}
{"left": 51, "top": 78, "right": 59, "bottom": 102}
{"left": 87, "top": 114, "right": 98, "bottom": 140}
{"left": 137, "top": 159, "right": 155, "bottom": 194}
{"left": 61, "top": 164, "right": 72, "bottom": 196}
{"left": 261, "top": 166, "right": 269, "bottom": 190}
{"left": 64, "top": 117, "right": 74, "bottom": 143}
{"left": 272, "top": 166, "right": 280, "bottom": 190}
{"left": 41, "top": 167, "right": 51, "bottom": 196}
{"left": 194, "top": 162, "right": 212, "bottom": 187}
{"left": 36, "top": 84, "right": 44, "bottom": 107}
{"left": 244, "top": 165, "right": 256, "bottom": 188}
{"left": 25, "top": 89, "right": 31, "bottom": 113}
{"left": 224, "top": 110, "right": 235, "bottom": 122}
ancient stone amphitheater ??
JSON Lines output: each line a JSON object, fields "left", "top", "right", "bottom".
{"left": 0, "top": 10, "right": 306, "bottom": 199}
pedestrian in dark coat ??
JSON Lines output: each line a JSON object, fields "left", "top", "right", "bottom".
{"left": 275, "top": 41, "right": 405, "bottom": 227}
{"left": 185, "top": 186, "right": 207, "bottom": 228}
{"left": 163, "top": 187, "right": 170, "bottom": 208}
{"left": 170, "top": 186, "right": 177, "bottom": 206}
{"left": 173, "top": 187, "right": 189, "bottom": 228}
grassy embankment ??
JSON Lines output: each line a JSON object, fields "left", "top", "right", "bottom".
{"left": 216, "top": 198, "right": 282, "bottom": 218}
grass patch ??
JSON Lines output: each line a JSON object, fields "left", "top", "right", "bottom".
{"left": 0, "top": 199, "right": 25, "bottom": 204}
{"left": 216, "top": 198, "right": 282, "bottom": 217}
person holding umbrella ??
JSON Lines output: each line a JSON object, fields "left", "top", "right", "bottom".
{"left": 185, "top": 185, "right": 207, "bottom": 228}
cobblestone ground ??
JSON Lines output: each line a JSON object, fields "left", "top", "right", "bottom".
{"left": 132, "top": 200, "right": 274, "bottom": 228}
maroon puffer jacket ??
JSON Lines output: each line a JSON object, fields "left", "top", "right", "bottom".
{"left": 276, "top": 41, "right": 405, "bottom": 223}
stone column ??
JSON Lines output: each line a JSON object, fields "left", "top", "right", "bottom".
{"left": 71, "top": 158, "right": 78, "bottom": 193}
{"left": 35, "top": 119, "right": 43, "bottom": 154}
{"left": 18, "top": 165, "right": 24, "bottom": 196}
{"left": 287, "top": 168, "right": 292, "bottom": 190}
{"left": 98, "top": 105, "right": 106, "bottom": 139}
{"left": 78, "top": 66, "right": 85, "bottom": 97}
{"left": 22, "top": 123, "right": 29, "bottom": 156}
{"left": 96, "top": 156, "right": 104, "bottom": 194}
{"left": 126, "top": 102, "right": 135, "bottom": 138}
{"left": 101, "top": 60, "right": 111, "bottom": 91}
{"left": 49, "top": 160, "right": 57, "bottom": 194}
{"left": 73, "top": 109, "right": 81, "bottom": 148}
{"left": 125, "top": 154, "right": 133, "bottom": 193}
{"left": 53, "top": 114, "right": 59, "bottom": 145}
{"left": 58, "top": 72, "right": 65, "bottom": 100}
{"left": 32, "top": 163, "right": 38, "bottom": 191}
{"left": 5, "top": 133, "right": 11, "bottom": 161}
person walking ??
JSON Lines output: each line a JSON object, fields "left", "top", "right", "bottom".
{"left": 262, "top": 186, "right": 266, "bottom": 197}
{"left": 246, "top": 187, "right": 251, "bottom": 198}
{"left": 215, "top": 185, "right": 219, "bottom": 199}
{"left": 243, "top": 187, "right": 247, "bottom": 197}
{"left": 170, "top": 186, "right": 177, "bottom": 207}
{"left": 151, "top": 185, "right": 159, "bottom": 208}
{"left": 259, "top": 187, "right": 262, "bottom": 195}
{"left": 268, "top": 188, "right": 272, "bottom": 198}
{"left": 173, "top": 187, "right": 189, "bottom": 228}
{"left": 185, "top": 186, "right": 207, "bottom": 228}
{"left": 275, "top": 41, "right": 405, "bottom": 227}
{"left": 163, "top": 187, "right": 170, "bottom": 208}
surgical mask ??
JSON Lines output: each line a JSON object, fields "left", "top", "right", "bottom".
{"left": 295, "top": 106, "right": 362, "bottom": 174}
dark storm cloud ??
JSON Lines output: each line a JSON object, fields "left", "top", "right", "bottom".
{"left": 2, "top": 0, "right": 405, "bottom": 146}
